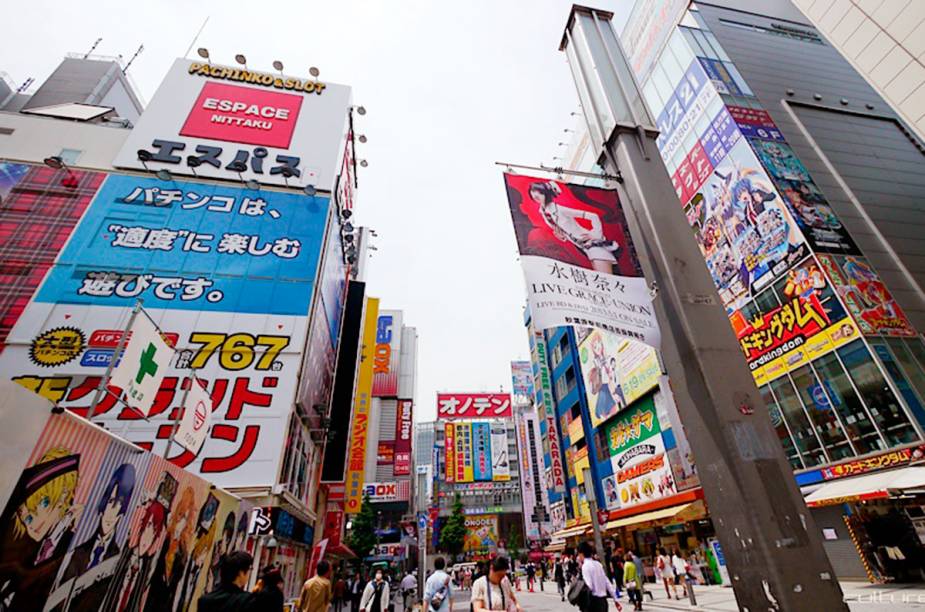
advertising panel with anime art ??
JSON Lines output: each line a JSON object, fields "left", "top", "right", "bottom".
{"left": 0, "top": 172, "right": 331, "bottom": 490}
{"left": 605, "top": 397, "right": 676, "bottom": 509}
{"left": 0, "top": 392, "right": 253, "bottom": 612}
{"left": 817, "top": 255, "right": 916, "bottom": 337}
{"left": 503, "top": 174, "right": 660, "bottom": 347}
{"left": 578, "top": 330, "right": 663, "bottom": 427}
{"left": 687, "top": 139, "right": 809, "bottom": 311}
{"left": 730, "top": 257, "right": 861, "bottom": 385}
{"left": 463, "top": 515, "right": 498, "bottom": 552}
{"left": 510, "top": 361, "right": 533, "bottom": 405}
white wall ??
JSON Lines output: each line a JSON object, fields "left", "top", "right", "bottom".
{"left": 0, "top": 112, "right": 128, "bottom": 169}
{"left": 792, "top": 0, "right": 925, "bottom": 141}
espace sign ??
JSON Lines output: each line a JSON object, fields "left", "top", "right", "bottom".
{"left": 114, "top": 58, "right": 352, "bottom": 189}
{"left": 363, "top": 481, "right": 411, "bottom": 502}
{"left": 371, "top": 310, "right": 402, "bottom": 397}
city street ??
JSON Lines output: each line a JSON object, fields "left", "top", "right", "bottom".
{"left": 451, "top": 581, "right": 925, "bottom": 611}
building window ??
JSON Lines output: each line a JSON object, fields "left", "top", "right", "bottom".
{"left": 839, "top": 340, "right": 919, "bottom": 446}
{"left": 58, "top": 148, "right": 82, "bottom": 165}
{"left": 812, "top": 352, "right": 885, "bottom": 453}
{"left": 789, "top": 364, "right": 853, "bottom": 460}
{"left": 769, "top": 375, "right": 826, "bottom": 466}
{"left": 555, "top": 375, "right": 569, "bottom": 403}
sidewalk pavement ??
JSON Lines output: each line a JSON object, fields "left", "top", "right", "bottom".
{"left": 506, "top": 580, "right": 925, "bottom": 611}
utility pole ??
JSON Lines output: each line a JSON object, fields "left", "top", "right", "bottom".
{"left": 417, "top": 468, "right": 428, "bottom": 605}
{"left": 582, "top": 467, "right": 605, "bottom": 562}
{"left": 559, "top": 7, "right": 846, "bottom": 610}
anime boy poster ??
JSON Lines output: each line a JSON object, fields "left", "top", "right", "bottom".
{"left": 0, "top": 414, "right": 107, "bottom": 611}
{"left": 45, "top": 439, "right": 152, "bottom": 612}
{"left": 173, "top": 492, "right": 220, "bottom": 612}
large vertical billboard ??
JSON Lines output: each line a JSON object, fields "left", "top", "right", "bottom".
{"left": 0, "top": 174, "right": 330, "bottom": 489}
{"left": 510, "top": 361, "right": 533, "bottom": 405}
{"left": 503, "top": 174, "right": 659, "bottom": 346}
{"left": 444, "top": 422, "right": 456, "bottom": 483}
{"left": 112, "top": 59, "right": 352, "bottom": 190}
{"left": 394, "top": 400, "right": 413, "bottom": 476}
{"left": 345, "top": 298, "right": 380, "bottom": 513}
{"left": 472, "top": 421, "right": 493, "bottom": 482}
{"left": 490, "top": 422, "right": 511, "bottom": 481}
{"left": 534, "top": 331, "right": 566, "bottom": 494}
{"left": 371, "top": 310, "right": 402, "bottom": 397}
{"left": 455, "top": 422, "right": 474, "bottom": 483}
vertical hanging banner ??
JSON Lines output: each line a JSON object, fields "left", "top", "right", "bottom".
{"left": 345, "top": 298, "right": 380, "bottom": 513}
{"left": 394, "top": 400, "right": 413, "bottom": 476}
{"left": 472, "top": 421, "right": 493, "bottom": 481}
{"left": 176, "top": 377, "right": 214, "bottom": 454}
{"left": 444, "top": 422, "right": 456, "bottom": 483}
{"left": 455, "top": 422, "right": 474, "bottom": 483}
{"left": 490, "top": 422, "right": 511, "bottom": 481}
{"left": 107, "top": 312, "right": 173, "bottom": 416}
{"left": 503, "top": 174, "right": 660, "bottom": 347}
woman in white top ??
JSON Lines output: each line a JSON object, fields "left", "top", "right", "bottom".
{"left": 655, "top": 547, "right": 677, "bottom": 600}
{"left": 670, "top": 549, "right": 689, "bottom": 599}
{"left": 471, "top": 557, "right": 522, "bottom": 612}
{"left": 528, "top": 181, "right": 619, "bottom": 274}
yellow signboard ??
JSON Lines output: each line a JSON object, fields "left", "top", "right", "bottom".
{"left": 345, "top": 298, "right": 379, "bottom": 514}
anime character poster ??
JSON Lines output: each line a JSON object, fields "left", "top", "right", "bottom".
{"left": 817, "top": 254, "right": 916, "bottom": 337}
{"left": 0, "top": 415, "right": 108, "bottom": 611}
{"left": 749, "top": 139, "right": 859, "bottom": 256}
{"left": 689, "top": 139, "right": 809, "bottom": 311}
{"left": 503, "top": 174, "right": 659, "bottom": 347}
{"left": 462, "top": 515, "right": 498, "bottom": 552}
{"left": 45, "top": 441, "right": 152, "bottom": 612}
{"left": 577, "top": 330, "right": 627, "bottom": 427}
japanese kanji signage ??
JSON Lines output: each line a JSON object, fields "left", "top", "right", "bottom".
{"left": 108, "top": 312, "right": 173, "bottom": 416}
{"left": 455, "top": 422, "right": 474, "bottom": 482}
{"left": 345, "top": 298, "right": 379, "bottom": 513}
{"left": 394, "top": 400, "right": 413, "bottom": 476}
{"left": 820, "top": 445, "right": 925, "bottom": 481}
{"left": 176, "top": 377, "right": 213, "bottom": 454}
{"left": 472, "top": 421, "right": 493, "bottom": 482}
{"left": 436, "top": 393, "right": 512, "bottom": 419}
{"left": 444, "top": 422, "right": 456, "bottom": 483}
{"left": 503, "top": 174, "right": 660, "bottom": 347}
{"left": 35, "top": 175, "right": 329, "bottom": 315}
{"left": 362, "top": 481, "right": 410, "bottom": 502}
{"left": 113, "top": 59, "right": 352, "bottom": 190}
{"left": 534, "top": 330, "right": 565, "bottom": 494}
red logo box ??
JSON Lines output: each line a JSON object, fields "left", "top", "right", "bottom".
{"left": 180, "top": 81, "right": 303, "bottom": 149}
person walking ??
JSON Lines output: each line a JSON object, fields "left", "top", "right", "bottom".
{"left": 577, "top": 542, "right": 621, "bottom": 612}
{"left": 423, "top": 557, "right": 452, "bottom": 612}
{"left": 400, "top": 570, "right": 418, "bottom": 612}
{"left": 198, "top": 551, "right": 258, "bottom": 612}
{"left": 299, "top": 559, "right": 333, "bottom": 612}
{"left": 554, "top": 557, "right": 566, "bottom": 602}
{"left": 525, "top": 562, "right": 536, "bottom": 592}
{"left": 655, "top": 548, "right": 676, "bottom": 600}
{"left": 334, "top": 574, "right": 348, "bottom": 612}
{"left": 622, "top": 553, "right": 641, "bottom": 611}
{"left": 360, "top": 569, "right": 390, "bottom": 612}
{"left": 254, "top": 565, "right": 285, "bottom": 612}
{"left": 670, "top": 550, "right": 688, "bottom": 599}
{"left": 471, "top": 557, "right": 521, "bottom": 612}
{"left": 350, "top": 573, "right": 366, "bottom": 612}
{"left": 610, "top": 548, "right": 624, "bottom": 598}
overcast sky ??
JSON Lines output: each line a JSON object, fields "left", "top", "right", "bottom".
{"left": 2, "top": 0, "right": 630, "bottom": 422}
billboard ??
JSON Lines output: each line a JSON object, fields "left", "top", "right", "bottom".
{"left": 606, "top": 397, "right": 677, "bottom": 509}
{"left": 687, "top": 139, "right": 810, "bottom": 311}
{"left": 0, "top": 398, "right": 254, "bottom": 612}
{"left": 472, "top": 421, "right": 493, "bottom": 481}
{"left": 0, "top": 173, "right": 330, "bottom": 489}
{"left": 534, "top": 331, "right": 566, "bottom": 493}
{"left": 817, "top": 255, "right": 916, "bottom": 337}
{"left": 463, "top": 515, "right": 498, "bottom": 552}
{"left": 371, "top": 310, "right": 402, "bottom": 397}
{"left": 377, "top": 442, "right": 394, "bottom": 465}
{"left": 0, "top": 162, "right": 104, "bottom": 349}
{"left": 444, "top": 422, "right": 456, "bottom": 483}
{"left": 621, "top": 0, "right": 690, "bottom": 83}
{"left": 503, "top": 174, "right": 660, "bottom": 347}
{"left": 362, "top": 481, "right": 411, "bottom": 502}
{"left": 113, "top": 59, "right": 352, "bottom": 190}
{"left": 437, "top": 393, "right": 512, "bottom": 419}
{"left": 510, "top": 360, "right": 534, "bottom": 405}
{"left": 394, "top": 400, "right": 413, "bottom": 476}
{"left": 490, "top": 423, "right": 511, "bottom": 481}
{"left": 577, "top": 330, "right": 661, "bottom": 427}
{"left": 345, "top": 298, "right": 380, "bottom": 513}
{"left": 730, "top": 258, "right": 860, "bottom": 385}
{"left": 455, "top": 422, "right": 474, "bottom": 483}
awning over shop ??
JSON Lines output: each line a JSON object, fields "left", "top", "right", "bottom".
{"left": 604, "top": 500, "right": 704, "bottom": 531}
{"left": 545, "top": 540, "right": 566, "bottom": 553}
{"left": 549, "top": 524, "right": 590, "bottom": 540}
{"left": 805, "top": 466, "right": 925, "bottom": 507}
{"left": 325, "top": 543, "right": 357, "bottom": 559}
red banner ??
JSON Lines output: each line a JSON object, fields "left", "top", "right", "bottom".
{"left": 377, "top": 442, "right": 394, "bottom": 465}
{"left": 323, "top": 507, "right": 344, "bottom": 548}
{"left": 437, "top": 393, "right": 512, "bottom": 419}
{"left": 394, "top": 400, "right": 413, "bottom": 475}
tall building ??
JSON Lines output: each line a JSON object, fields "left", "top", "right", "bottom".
{"left": 0, "top": 52, "right": 360, "bottom": 598}
{"left": 547, "top": 0, "right": 925, "bottom": 582}
{"left": 433, "top": 393, "right": 523, "bottom": 559}
{"left": 414, "top": 420, "right": 436, "bottom": 508}
{"left": 790, "top": 0, "right": 925, "bottom": 143}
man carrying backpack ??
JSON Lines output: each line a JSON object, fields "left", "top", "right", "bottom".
{"left": 424, "top": 557, "right": 453, "bottom": 612}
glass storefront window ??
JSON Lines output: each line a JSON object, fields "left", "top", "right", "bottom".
{"left": 769, "top": 376, "right": 826, "bottom": 466}
{"left": 838, "top": 340, "right": 919, "bottom": 445}
{"left": 790, "top": 365, "right": 854, "bottom": 460}
{"left": 812, "top": 353, "right": 884, "bottom": 453}
{"left": 884, "top": 338, "right": 925, "bottom": 410}
{"left": 760, "top": 384, "right": 803, "bottom": 470}
{"left": 870, "top": 340, "right": 925, "bottom": 433}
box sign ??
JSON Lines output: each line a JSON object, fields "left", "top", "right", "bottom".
{"left": 371, "top": 311, "right": 402, "bottom": 397}
{"left": 437, "top": 393, "right": 512, "bottom": 419}
{"left": 363, "top": 480, "right": 411, "bottom": 502}
{"left": 113, "top": 59, "right": 352, "bottom": 190}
